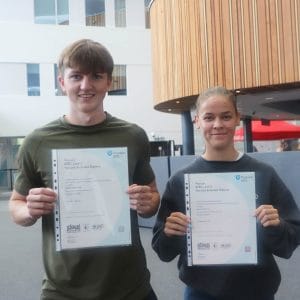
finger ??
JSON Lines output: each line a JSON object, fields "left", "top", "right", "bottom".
{"left": 129, "top": 197, "right": 153, "bottom": 213}
{"left": 129, "top": 193, "right": 152, "bottom": 203}
{"left": 165, "top": 221, "right": 188, "bottom": 232}
{"left": 260, "top": 212, "right": 280, "bottom": 226}
{"left": 27, "top": 204, "right": 54, "bottom": 218}
{"left": 129, "top": 199, "right": 138, "bottom": 210}
{"left": 165, "top": 225, "right": 187, "bottom": 236}
{"left": 130, "top": 204, "right": 137, "bottom": 210}
{"left": 256, "top": 208, "right": 278, "bottom": 221}
{"left": 261, "top": 218, "right": 280, "bottom": 227}
{"left": 29, "top": 187, "right": 56, "bottom": 196}
{"left": 164, "top": 227, "right": 186, "bottom": 236}
{"left": 27, "top": 200, "right": 55, "bottom": 211}
{"left": 167, "top": 215, "right": 189, "bottom": 226}
{"left": 135, "top": 197, "right": 153, "bottom": 209}
{"left": 137, "top": 201, "right": 153, "bottom": 213}
{"left": 169, "top": 212, "right": 191, "bottom": 223}
{"left": 27, "top": 192, "right": 57, "bottom": 204}
{"left": 164, "top": 221, "right": 188, "bottom": 236}
{"left": 128, "top": 185, "right": 151, "bottom": 195}
{"left": 127, "top": 184, "right": 138, "bottom": 190}
{"left": 255, "top": 205, "right": 274, "bottom": 216}
{"left": 255, "top": 206, "right": 272, "bottom": 219}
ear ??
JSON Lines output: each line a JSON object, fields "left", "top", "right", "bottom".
{"left": 194, "top": 115, "right": 201, "bottom": 129}
{"left": 235, "top": 112, "right": 241, "bottom": 126}
{"left": 106, "top": 78, "right": 112, "bottom": 91}
{"left": 58, "top": 75, "right": 66, "bottom": 93}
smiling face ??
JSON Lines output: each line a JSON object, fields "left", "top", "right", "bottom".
{"left": 195, "top": 93, "right": 240, "bottom": 157}
{"left": 57, "top": 39, "right": 114, "bottom": 125}
{"left": 59, "top": 68, "right": 111, "bottom": 117}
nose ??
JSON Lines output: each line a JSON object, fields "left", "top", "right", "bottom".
{"left": 80, "top": 75, "right": 92, "bottom": 90}
{"left": 213, "top": 117, "right": 223, "bottom": 128}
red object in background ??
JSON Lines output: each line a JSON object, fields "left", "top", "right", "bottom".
{"left": 234, "top": 120, "right": 300, "bottom": 141}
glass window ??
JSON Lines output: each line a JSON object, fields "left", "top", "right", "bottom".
{"left": 27, "top": 64, "right": 40, "bottom": 96}
{"left": 85, "top": 0, "right": 105, "bottom": 26}
{"left": 144, "top": 0, "right": 151, "bottom": 29}
{"left": 108, "top": 65, "right": 127, "bottom": 96}
{"left": 54, "top": 64, "right": 64, "bottom": 96}
{"left": 57, "top": 0, "right": 69, "bottom": 25}
{"left": 115, "top": 0, "right": 126, "bottom": 27}
{"left": 34, "top": 0, "right": 69, "bottom": 25}
{"left": 0, "top": 137, "right": 24, "bottom": 192}
{"left": 34, "top": 0, "right": 55, "bottom": 24}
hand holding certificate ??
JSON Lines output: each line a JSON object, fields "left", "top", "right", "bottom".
{"left": 52, "top": 147, "right": 131, "bottom": 251}
{"left": 185, "top": 172, "right": 257, "bottom": 266}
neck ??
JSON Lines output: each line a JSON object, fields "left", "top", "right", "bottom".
{"left": 65, "top": 111, "right": 106, "bottom": 126}
{"left": 202, "top": 147, "right": 239, "bottom": 161}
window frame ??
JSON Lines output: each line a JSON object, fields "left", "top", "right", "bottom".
{"left": 108, "top": 65, "right": 127, "bottom": 96}
{"left": 34, "top": 0, "right": 69, "bottom": 25}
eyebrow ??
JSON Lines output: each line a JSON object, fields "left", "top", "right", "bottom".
{"left": 202, "top": 111, "right": 233, "bottom": 115}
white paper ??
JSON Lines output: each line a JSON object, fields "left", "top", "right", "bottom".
{"left": 52, "top": 147, "right": 131, "bottom": 251}
{"left": 185, "top": 172, "right": 257, "bottom": 266}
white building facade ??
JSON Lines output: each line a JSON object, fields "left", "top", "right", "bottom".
{"left": 0, "top": 0, "right": 182, "bottom": 172}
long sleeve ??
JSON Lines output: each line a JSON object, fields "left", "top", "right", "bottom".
{"left": 152, "top": 178, "right": 187, "bottom": 262}
{"left": 260, "top": 170, "right": 300, "bottom": 259}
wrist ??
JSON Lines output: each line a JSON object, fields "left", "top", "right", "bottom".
{"left": 24, "top": 213, "right": 39, "bottom": 226}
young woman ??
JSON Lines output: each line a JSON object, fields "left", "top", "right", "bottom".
{"left": 152, "top": 86, "right": 300, "bottom": 300}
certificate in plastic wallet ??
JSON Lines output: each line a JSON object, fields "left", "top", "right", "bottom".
{"left": 52, "top": 147, "right": 131, "bottom": 251}
{"left": 185, "top": 172, "right": 257, "bottom": 266}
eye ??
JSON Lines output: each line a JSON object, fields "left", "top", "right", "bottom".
{"left": 203, "top": 115, "right": 214, "bottom": 121}
{"left": 69, "top": 74, "right": 81, "bottom": 81}
{"left": 223, "top": 114, "right": 233, "bottom": 121}
{"left": 94, "top": 73, "right": 105, "bottom": 80}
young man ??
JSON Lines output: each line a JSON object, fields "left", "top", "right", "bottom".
{"left": 9, "top": 39, "right": 160, "bottom": 300}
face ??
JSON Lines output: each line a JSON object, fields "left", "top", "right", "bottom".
{"left": 195, "top": 95, "right": 240, "bottom": 152}
{"left": 59, "top": 67, "right": 111, "bottom": 116}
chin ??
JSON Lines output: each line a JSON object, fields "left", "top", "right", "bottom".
{"left": 210, "top": 142, "right": 231, "bottom": 150}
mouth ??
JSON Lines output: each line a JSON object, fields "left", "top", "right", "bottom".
{"left": 78, "top": 93, "right": 95, "bottom": 99}
{"left": 210, "top": 133, "right": 229, "bottom": 140}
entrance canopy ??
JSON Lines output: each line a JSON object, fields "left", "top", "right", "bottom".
{"left": 234, "top": 120, "right": 300, "bottom": 141}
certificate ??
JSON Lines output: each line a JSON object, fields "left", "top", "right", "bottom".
{"left": 52, "top": 147, "right": 131, "bottom": 251}
{"left": 185, "top": 172, "right": 257, "bottom": 266}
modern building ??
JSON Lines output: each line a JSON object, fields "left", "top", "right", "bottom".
{"left": 149, "top": 0, "right": 300, "bottom": 153}
{"left": 0, "top": 0, "right": 182, "bottom": 189}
